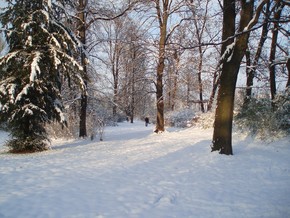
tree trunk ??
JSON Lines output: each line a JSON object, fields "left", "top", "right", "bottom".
{"left": 186, "top": 75, "right": 191, "bottom": 107}
{"left": 113, "top": 74, "right": 118, "bottom": 117}
{"left": 154, "top": 0, "right": 169, "bottom": 133}
{"left": 212, "top": 0, "right": 264, "bottom": 155}
{"left": 286, "top": 58, "right": 290, "bottom": 88}
{"left": 78, "top": 0, "right": 87, "bottom": 138}
{"left": 170, "top": 49, "right": 180, "bottom": 111}
{"left": 212, "top": 0, "right": 236, "bottom": 154}
{"left": 155, "top": 61, "right": 165, "bottom": 132}
{"left": 207, "top": 70, "right": 220, "bottom": 112}
{"left": 172, "top": 69, "right": 178, "bottom": 111}
{"left": 269, "top": 2, "right": 284, "bottom": 101}
{"left": 167, "top": 66, "right": 173, "bottom": 110}
{"left": 130, "top": 63, "right": 135, "bottom": 123}
{"left": 244, "top": 2, "right": 270, "bottom": 105}
{"left": 79, "top": 82, "right": 87, "bottom": 138}
{"left": 197, "top": 47, "right": 205, "bottom": 112}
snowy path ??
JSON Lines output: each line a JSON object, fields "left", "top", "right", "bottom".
{"left": 0, "top": 121, "right": 290, "bottom": 218}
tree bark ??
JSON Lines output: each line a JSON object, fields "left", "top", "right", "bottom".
{"left": 197, "top": 47, "right": 205, "bottom": 112}
{"left": 78, "top": 0, "right": 87, "bottom": 138}
{"left": 244, "top": 2, "right": 270, "bottom": 105}
{"left": 154, "top": 0, "right": 170, "bottom": 133}
{"left": 192, "top": 0, "right": 209, "bottom": 113}
{"left": 286, "top": 58, "right": 290, "bottom": 88}
{"left": 207, "top": 70, "right": 220, "bottom": 112}
{"left": 168, "top": 49, "right": 179, "bottom": 111}
{"left": 211, "top": 0, "right": 236, "bottom": 154}
{"left": 212, "top": 0, "right": 266, "bottom": 155}
{"left": 130, "top": 52, "right": 136, "bottom": 123}
{"left": 112, "top": 40, "right": 120, "bottom": 119}
{"left": 269, "top": 2, "right": 284, "bottom": 101}
{"left": 244, "top": 48, "right": 253, "bottom": 105}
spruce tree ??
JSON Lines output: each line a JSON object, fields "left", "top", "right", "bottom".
{"left": 0, "top": 0, "right": 86, "bottom": 152}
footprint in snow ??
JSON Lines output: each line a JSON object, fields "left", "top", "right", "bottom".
{"left": 154, "top": 192, "right": 177, "bottom": 206}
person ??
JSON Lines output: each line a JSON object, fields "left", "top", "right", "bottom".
{"left": 145, "top": 117, "right": 149, "bottom": 127}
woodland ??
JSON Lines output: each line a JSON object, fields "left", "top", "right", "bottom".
{"left": 0, "top": 0, "right": 289, "bottom": 154}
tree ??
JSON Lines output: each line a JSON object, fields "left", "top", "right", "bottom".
{"left": 153, "top": 0, "right": 170, "bottom": 132}
{"left": 77, "top": 0, "right": 88, "bottom": 138}
{"left": 269, "top": 1, "right": 285, "bottom": 102}
{"left": 94, "top": 13, "right": 151, "bottom": 123}
{"left": 187, "top": 0, "right": 212, "bottom": 113}
{"left": 211, "top": 0, "right": 268, "bottom": 155}
{"left": 165, "top": 47, "right": 182, "bottom": 111}
{"left": 96, "top": 17, "right": 127, "bottom": 119}
{"left": 118, "top": 21, "right": 149, "bottom": 123}
{"left": 244, "top": 2, "right": 270, "bottom": 105}
{"left": 0, "top": 0, "right": 86, "bottom": 152}
{"left": 57, "top": 0, "right": 136, "bottom": 136}
{"left": 287, "top": 58, "right": 290, "bottom": 88}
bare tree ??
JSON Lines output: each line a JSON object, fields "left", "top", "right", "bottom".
{"left": 187, "top": 0, "right": 212, "bottom": 112}
{"left": 77, "top": 0, "right": 88, "bottom": 138}
{"left": 244, "top": 2, "right": 270, "bottom": 105}
{"left": 211, "top": 0, "right": 268, "bottom": 155}
{"left": 118, "top": 20, "right": 149, "bottom": 123}
{"left": 149, "top": 0, "right": 189, "bottom": 132}
{"left": 269, "top": 1, "right": 285, "bottom": 101}
{"left": 153, "top": 0, "right": 170, "bottom": 132}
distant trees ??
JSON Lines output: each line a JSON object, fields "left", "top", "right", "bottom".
{"left": 118, "top": 22, "right": 149, "bottom": 123}
{"left": 94, "top": 13, "right": 151, "bottom": 123}
{"left": 0, "top": 0, "right": 86, "bottom": 152}
{"left": 56, "top": 0, "right": 137, "bottom": 136}
{"left": 97, "top": 17, "right": 127, "bottom": 119}
{"left": 186, "top": 0, "right": 211, "bottom": 113}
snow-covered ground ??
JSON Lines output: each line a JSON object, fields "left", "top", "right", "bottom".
{"left": 0, "top": 121, "right": 289, "bottom": 218}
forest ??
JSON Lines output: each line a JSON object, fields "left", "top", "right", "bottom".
{"left": 0, "top": 0, "right": 289, "bottom": 154}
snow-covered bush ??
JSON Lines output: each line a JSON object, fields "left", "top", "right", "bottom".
{"left": 235, "top": 89, "right": 290, "bottom": 139}
{"left": 273, "top": 88, "right": 290, "bottom": 133}
{"left": 165, "top": 108, "right": 197, "bottom": 128}
{"left": 87, "top": 111, "right": 106, "bottom": 141}
{"left": 195, "top": 111, "right": 215, "bottom": 129}
{"left": 6, "top": 137, "right": 50, "bottom": 153}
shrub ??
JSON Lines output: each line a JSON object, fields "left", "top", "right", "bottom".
{"left": 195, "top": 111, "right": 215, "bottom": 129}
{"left": 235, "top": 89, "right": 289, "bottom": 139}
{"left": 6, "top": 137, "right": 49, "bottom": 153}
{"left": 165, "top": 109, "right": 197, "bottom": 128}
{"left": 273, "top": 88, "right": 290, "bottom": 133}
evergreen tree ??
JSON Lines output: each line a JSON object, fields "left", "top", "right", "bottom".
{"left": 0, "top": 0, "right": 86, "bottom": 152}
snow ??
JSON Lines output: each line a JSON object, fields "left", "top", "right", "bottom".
{"left": 243, "top": 0, "right": 267, "bottom": 32}
{"left": 15, "top": 84, "right": 30, "bottom": 103}
{"left": 0, "top": 121, "right": 290, "bottom": 218}
{"left": 54, "top": 100, "right": 66, "bottom": 123}
{"left": 221, "top": 40, "right": 235, "bottom": 63}
{"left": 47, "top": 0, "right": 52, "bottom": 9}
{"left": 30, "top": 52, "right": 41, "bottom": 82}
{"left": 2, "top": 51, "right": 19, "bottom": 64}
{"left": 7, "top": 83, "right": 17, "bottom": 101}
{"left": 25, "top": 35, "right": 32, "bottom": 47}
